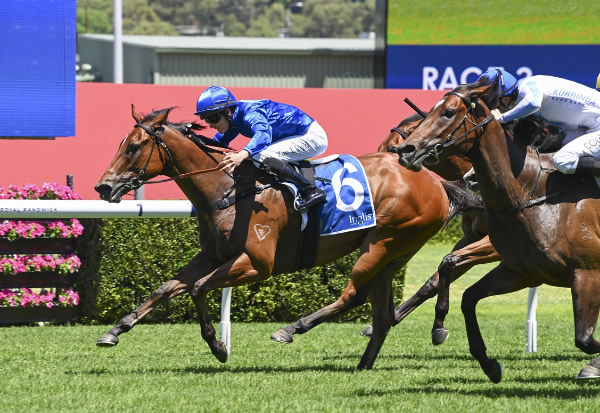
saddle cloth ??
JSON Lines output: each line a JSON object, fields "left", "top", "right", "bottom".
{"left": 308, "top": 154, "right": 377, "bottom": 236}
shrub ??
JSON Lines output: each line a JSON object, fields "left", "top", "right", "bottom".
{"left": 77, "top": 218, "right": 405, "bottom": 324}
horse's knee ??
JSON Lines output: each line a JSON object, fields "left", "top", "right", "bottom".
{"left": 191, "top": 279, "right": 207, "bottom": 298}
{"left": 439, "top": 254, "right": 459, "bottom": 275}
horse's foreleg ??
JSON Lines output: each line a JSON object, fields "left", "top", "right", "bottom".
{"left": 432, "top": 235, "right": 499, "bottom": 345}
{"left": 190, "top": 253, "right": 265, "bottom": 363}
{"left": 461, "top": 264, "right": 528, "bottom": 383}
{"left": 571, "top": 269, "right": 600, "bottom": 380}
{"left": 96, "top": 251, "right": 219, "bottom": 347}
{"left": 96, "top": 279, "right": 190, "bottom": 346}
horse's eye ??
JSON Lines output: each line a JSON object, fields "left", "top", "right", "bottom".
{"left": 126, "top": 143, "right": 140, "bottom": 156}
{"left": 442, "top": 109, "right": 455, "bottom": 118}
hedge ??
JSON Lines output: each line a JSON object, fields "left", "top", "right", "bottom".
{"left": 75, "top": 218, "right": 409, "bottom": 324}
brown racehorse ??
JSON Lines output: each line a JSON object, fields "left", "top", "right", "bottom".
{"left": 94, "top": 105, "right": 477, "bottom": 370}
{"left": 359, "top": 112, "right": 495, "bottom": 343}
{"left": 392, "top": 81, "right": 600, "bottom": 382}
{"left": 361, "top": 110, "right": 566, "bottom": 342}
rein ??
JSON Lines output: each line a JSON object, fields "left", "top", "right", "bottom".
{"left": 127, "top": 123, "right": 233, "bottom": 189}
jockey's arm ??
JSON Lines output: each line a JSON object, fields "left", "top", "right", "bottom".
{"left": 496, "top": 80, "right": 543, "bottom": 124}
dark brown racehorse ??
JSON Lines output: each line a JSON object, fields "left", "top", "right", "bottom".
{"left": 358, "top": 112, "right": 495, "bottom": 343}
{"left": 392, "top": 81, "right": 600, "bottom": 382}
{"left": 94, "top": 105, "right": 476, "bottom": 370}
{"left": 362, "top": 109, "right": 566, "bottom": 341}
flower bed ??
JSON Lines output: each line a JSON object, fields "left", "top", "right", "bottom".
{"left": 0, "top": 183, "right": 83, "bottom": 316}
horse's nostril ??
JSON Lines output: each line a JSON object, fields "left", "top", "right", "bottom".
{"left": 94, "top": 183, "right": 112, "bottom": 200}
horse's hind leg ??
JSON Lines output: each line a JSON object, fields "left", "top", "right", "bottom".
{"left": 571, "top": 269, "right": 600, "bottom": 380}
{"left": 96, "top": 251, "right": 219, "bottom": 347}
{"left": 357, "top": 261, "right": 403, "bottom": 370}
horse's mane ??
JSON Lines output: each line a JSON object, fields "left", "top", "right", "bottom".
{"left": 141, "top": 107, "right": 231, "bottom": 150}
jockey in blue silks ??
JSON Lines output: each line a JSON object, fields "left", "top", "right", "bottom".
{"left": 194, "top": 86, "right": 327, "bottom": 211}
{"left": 478, "top": 69, "right": 600, "bottom": 177}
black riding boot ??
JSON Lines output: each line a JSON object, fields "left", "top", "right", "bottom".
{"left": 261, "top": 157, "right": 326, "bottom": 211}
{"left": 575, "top": 156, "right": 600, "bottom": 176}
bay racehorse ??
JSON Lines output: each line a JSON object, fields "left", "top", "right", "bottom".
{"left": 362, "top": 108, "right": 564, "bottom": 342}
{"left": 94, "top": 105, "right": 477, "bottom": 370}
{"left": 391, "top": 81, "right": 600, "bottom": 382}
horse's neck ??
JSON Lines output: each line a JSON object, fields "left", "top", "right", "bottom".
{"left": 472, "top": 123, "right": 535, "bottom": 211}
{"left": 163, "top": 132, "right": 232, "bottom": 209}
{"left": 432, "top": 155, "right": 473, "bottom": 180}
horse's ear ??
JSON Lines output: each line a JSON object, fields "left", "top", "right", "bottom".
{"left": 131, "top": 104, "right": 142, "bottom": 123}
{"left": 148, "top": 109, "right": 170, "bottom": 129}
{"left": 468, "top": 82, "right": 500, "bottom": 109}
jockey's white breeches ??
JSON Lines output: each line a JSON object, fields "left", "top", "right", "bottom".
{"left": 253, "top": 121, "right": 328, "bottom": 163}
{"left": 553, "top": 126, "right": 600, "bottom": 173}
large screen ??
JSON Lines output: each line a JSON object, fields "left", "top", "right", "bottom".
{"left": 385, "top": 1, "right": 600, "bottom": 90}
{"left": 0, "top": 0, "right": 76, "bottom": 138}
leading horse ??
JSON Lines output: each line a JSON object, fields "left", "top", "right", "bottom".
{"left": 94, "top": 105, "right": 476, "bottom": 370}
{"left": 362, "top": 110, "right": 563, "bottom": 341}
{"left": 391, "top": 81, "right": 600, "bottom": 381}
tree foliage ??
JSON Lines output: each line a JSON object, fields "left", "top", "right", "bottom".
{"left": 77, "top": 0, "right": 375, "bottom": 38}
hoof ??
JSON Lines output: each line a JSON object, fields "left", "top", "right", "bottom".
{"left": 213, "top": 342, "right": 228, "bottom": 363}
{"left": 96, "top": 333, "right": 119, "bottom": 347}
{"left": 484, "top": 359, "right": 503, "bottom": 383}
{"left": 577, "top": 364, "right": 600, "bottom": 380}
{"left": 271, "top": 328, "right": 293, "bottom": 344}
{"left": 432, "top": 328, "right": 449, "bottom": 346}
{"left": 360, "top": 325, "right": 373, "bottom": 337}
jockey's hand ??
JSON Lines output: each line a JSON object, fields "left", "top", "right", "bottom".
{"left": 491, "top": 109, "right": 502, "bottom": 120}
{"left": 218, "top": 150, "right": 250, "bottom": 174}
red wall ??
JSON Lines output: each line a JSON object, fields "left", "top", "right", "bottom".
{"left": 0, "top": 83, "right": 445, "bottom": 200}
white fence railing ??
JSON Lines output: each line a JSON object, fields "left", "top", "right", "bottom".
{"left": 0, "top": 199, "right": 232, "bottom": 354}
{"left": 0, "top": 199, "right": 538, "bottom": 354}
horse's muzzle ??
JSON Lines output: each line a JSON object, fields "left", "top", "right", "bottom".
{"left": 94, "top": 182, "right": 126, "bottom": 203}
{"left": 390, "top": 144, "right": 422, "bottom": 171}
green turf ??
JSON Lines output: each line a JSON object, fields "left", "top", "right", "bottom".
{"left": 387, "top": 0, "right": 600, "bottom": 44}
{"left": 0, "top": 242, "right": 597, "bottom": 412}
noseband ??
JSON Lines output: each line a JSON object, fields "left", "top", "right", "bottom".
{"left": 426, "top": 92, "right": 495, "bottom": 164}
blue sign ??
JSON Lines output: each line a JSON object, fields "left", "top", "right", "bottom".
{"left": 386, "top": 45, "right": 599, "bottom": 90}
{"left": 0, "top": 1, "right": 76, "bottom": 137}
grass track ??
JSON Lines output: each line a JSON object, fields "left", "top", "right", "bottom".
{"left": 1, "top": 243, "right": 598, "bottom": 412}
{"left": 387, "top": 0, "right": 600, "bottom": 44}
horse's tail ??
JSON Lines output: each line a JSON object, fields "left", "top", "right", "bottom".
{"left": 440, "top": 179, "right": 484, "bottom": 225}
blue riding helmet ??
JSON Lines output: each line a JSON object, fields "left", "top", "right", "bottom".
{"left": 194, "top": 86, "right": 237, "bottom": 115}
{"left": 477, "top": 68, "right": 519, "bottom": 97}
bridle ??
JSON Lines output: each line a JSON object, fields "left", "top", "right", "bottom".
{"left": 126, "top": 122, "right": 232, "bottom": 190}
{"left": 424, "top": 91, "right": 495, "bottom": 165}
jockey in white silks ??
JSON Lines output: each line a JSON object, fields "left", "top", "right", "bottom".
{"left": 482, "top": 70, "right": 600, "bottom": 176}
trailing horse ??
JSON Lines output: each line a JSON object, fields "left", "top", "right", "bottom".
{"left": 391, "top": 81, "right": 600, "bottom": 382}
{"left": 94, "top": 105, "right": 478, "bottom": 370}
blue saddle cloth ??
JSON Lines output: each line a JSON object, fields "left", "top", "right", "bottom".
{"left": 313, "top": 154, "right": 376, "bottom": 236}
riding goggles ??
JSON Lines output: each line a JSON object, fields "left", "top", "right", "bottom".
{"left": 199, "top": 111, "right": 222, "bottom": 124}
